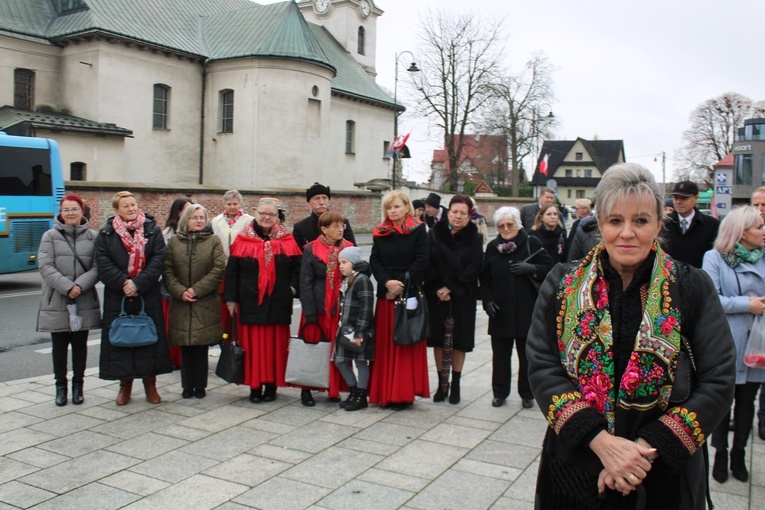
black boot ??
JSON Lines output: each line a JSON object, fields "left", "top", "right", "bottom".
{"left": 263, "top": 383, "right": 277, "bottom": 402}
{"left": 340, "top": 386, "right": 356, "bottom": 409}
{"left": 433, "top": 374, "right": 449, "bottom": 402}
{"left": 449, "top": 371, "right": 461, "bottom": 405}
{"left": 300, "top": 389, "right": 315, "bottom": 407}
{"left": 72, "top": 382, "right": 84, "bottom": 405}
{"left": 249, "top": 386, "right": 262, "bottom": 403}
{"left": 345, "top": 388, "right": 368, "bottom": 412}
{"left": 730, "top": 448, "right": 748, "bottom": 482}
{"left": 55, "top": 384, "right": 67, "bottom": 407}
{"left": 712, "top": 448, "right": 728, "bottom": 483}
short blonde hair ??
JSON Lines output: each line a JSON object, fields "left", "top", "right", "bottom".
{"left": 111, "top": 191, "right": 135, "bottom": 209}
{"left": 715, "top": 205, "right": 762, "bottom": 254}
{"left": 178, "top": 204, "right": 211, "bottom": 233}
{"left": 381, "top": 190, "right": 414, "bottom": 217}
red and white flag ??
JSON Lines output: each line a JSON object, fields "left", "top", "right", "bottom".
{"left": 391, "top": 133, "right": 410, "bottom": 151}
{"left": 539, "top": 153, "right": 549, "bottom": 177}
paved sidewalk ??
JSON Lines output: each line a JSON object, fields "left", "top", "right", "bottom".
{"left": 0, "top": 312, "right": 761, "bottom": 509}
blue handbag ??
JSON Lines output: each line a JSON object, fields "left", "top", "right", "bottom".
{"left": 109, "top": 296, "right": 159, "bottom": 348}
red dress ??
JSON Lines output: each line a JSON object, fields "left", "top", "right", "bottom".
{"left": 239, "top": 323, "right": 290, "bottom": 388}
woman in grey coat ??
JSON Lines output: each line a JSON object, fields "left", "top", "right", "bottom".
{"left": 37, "top": 194, "right": 101, "bottom": 406}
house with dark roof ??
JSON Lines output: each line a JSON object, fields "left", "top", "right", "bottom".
{"left": 430, "top": 134, "right": 508, "bottom": 191}
{"left": 0, "top": 0, "right": 397, "bottom": 190}
{"left": 531, "top": 137, "right": 625, "bottom": 203}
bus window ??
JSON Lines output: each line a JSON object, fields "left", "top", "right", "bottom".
{"left": 0, "top": 147, "right": 53, "bottom": 195}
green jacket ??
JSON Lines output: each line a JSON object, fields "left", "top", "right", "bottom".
{"left": 163, "top": 228, "right": 225, "bottom": 346}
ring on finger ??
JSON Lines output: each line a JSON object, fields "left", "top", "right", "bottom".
{"left": 628, "top": 474, "right": 637, "bottom": 483}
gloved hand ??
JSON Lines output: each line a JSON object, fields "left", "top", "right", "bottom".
{"left": 510, "top": 262, "right": 536, "bottom": 275}
{"left": 484, "top": 301, "right": 500, "bottom": 319}
{"left": 304, "top": 314, "right": 317, "bottom": 324}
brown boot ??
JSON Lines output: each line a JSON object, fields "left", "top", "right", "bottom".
{"left": 143, "top": 376, "right": 161, "bottom": 404}
{"left": 116, "top": 379, "right": 133, "bottom": 406}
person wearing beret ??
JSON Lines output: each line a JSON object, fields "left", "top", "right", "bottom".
{"left": 292, "top": 182, "right": 356, "bottom": 249}
{"left": 424, "top": 192, "right": 447, "bottom": 229}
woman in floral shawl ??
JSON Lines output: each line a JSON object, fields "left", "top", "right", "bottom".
{"left": 526, "top": 163, "right": 735, "bottom": 509}
{"left": 224, "top": 198, "right": 301, "bottom": 404}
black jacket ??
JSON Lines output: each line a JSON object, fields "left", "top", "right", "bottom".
{"left": 299, "top": 239, "right": 352, "bottom": 319}
{"left": 292, "top": 214, "right": 355, "bottom": 249}
{"left": 95, "top": 215, "right": 172, "bottom": 380}
{"left": 370, "top": 223, "right": 429, "bottom": 299}
{"left": 530, "top": 225, "right": 567, "bottom": 264}
{"left": 566, "top": 215, "right": 600, "bottom": 262}
{"left": 661, "top": 208, "right": 720, "bottom": 268}
{"left": 424, "top": 205, "right": 447, "bottom": 229}
{"left": 480, "top": 230, "right": 554, "bottom": 337}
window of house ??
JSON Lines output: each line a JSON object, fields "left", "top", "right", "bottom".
{"left": 565, "top": 169, "right": 573, "bottom": 177}
{"left": 345, "top": 120, "right": 355, "bottom": 154}
{"left": 567, "top": 189, "right": 572, "bottom": 199}
{"left": 153, "top": 84, "right": 170, "bottom": 129}
{"left": 584, "top": 169, "right": 592, "bottom": 177}
{"left": 70, "top": 162, "right": 86, "bottom": 181}
{"left": 575, "top": 152, "right": 583, "bottom": 161}
{"left": 576, "top": 189, "right": 585, "bottom": 198}
{"left": 576, "top": 169, "right": 581, "bottom": 177}
{"left": 220, "top": 89, "right": 234, "bottom": 133}
{"left": 54, "top": 0, "right": 87, "bottom": 14}
{"left": 735, "top": 154, "right": 752, "bottom": 185}
{"left": 14, "top": 69, "right": 35, "bottom": 110}
{"left": 383, "top": 140, "right": 390, "bottom": 159}
{"left": 358, "top": 27, "right": 365, "bottom": 55}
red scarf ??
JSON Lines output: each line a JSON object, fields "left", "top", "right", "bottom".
{"left": 112, "top": 210, "right": 147, "bottom": 278}
{"left": 230, "top": 222, "right": 301, "bottom": 304}
{"left": 226, "top": 209, "right": 245, "bottom": 226}
{"left": 372, "top": 214, "right": 423, "bottom": 237}
{"left": 308, "top": 235, "right": 354, "bottom": 317}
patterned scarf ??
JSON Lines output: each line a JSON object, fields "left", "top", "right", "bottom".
{"left": 231, "top": 222, "right": 301, "bottom": 304}
{"left": 112, "top": 210, "right": 147, "bottom": 278}
{"left": 226, "top": 209, "right": 245, "bottom": 226}
{"left": 550, "top": 242, "right": 685, "bottom": 434}
{"left": 309, "top": 234, "right": 354, "bottom": 317}
{"left": 722, "top": 242, "right": 765, "bottom": 268}
{"left": 372, "top": 214, "right": 423, "bottom": 237}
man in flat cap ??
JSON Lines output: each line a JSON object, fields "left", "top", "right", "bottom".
{"left": 424, "top": 192, "right": 447, "bottom": 229}
{"left": 661, "top": 180, "right": 719, "bottom": 267}
{"left": 292, "top": 182, "right": 356, "bottom": 248}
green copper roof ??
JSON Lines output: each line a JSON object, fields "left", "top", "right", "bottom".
{"left": 0, "top": 106, "right": 133, "bottom": 137}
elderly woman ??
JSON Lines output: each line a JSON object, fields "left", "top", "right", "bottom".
{"left": 298, "top": 211, "right": 354, "bottom": 406}
{"left": 702, "top": 205, "right": 765, "bottom": 483}
{"left": 530, "top": 203, "right": 567, "bottom": 264}
{"left": 424, "top": 195, "right": 483, "bottom": 405}
{"left": 480, "top": 206, "right": 553, "bottom": 409}
{"left": 225, "top": 198, "right": 301, "bottom": 403}
{"left": 163, "top": 204, "right": 226, "bottom": 399}
{"left": 37, "top": 194, "right": 101, "bottom": 406}
{"left": 526, "top": 163, "right": 735, "bottom": 509}
{"left": 96, "top": 191, "right": 172, "bottom": 405}
{"left": 369, "top": 191, "right": 430, "bottom": 409}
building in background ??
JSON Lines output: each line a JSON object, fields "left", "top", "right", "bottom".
{"left": 430, "top": 134, "right": 508, "bottom": 192}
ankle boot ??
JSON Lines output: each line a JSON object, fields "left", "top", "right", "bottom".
{"left": 263, "top": 383, "right": 277, "bottom": 402}
{"left": 72, "top": 382, "right": 84, "bottom": 405}
{"left": 449, "top": 372, "right": 461, "bottom": 405}
{"left": 340, "top": 386, "right": 357, "bottom": 408}
{"left": 345, "top": 388, "right": 368, "bottom": 412}
{"left": 433, "top": 375, "right": 449, "bottom": 403}
{"left": 116, "top": 379, "right": 133, "bottom": 406}
{"left": 300, "top": 389, "right": 315, "bottom": 407}
{"left": 55, "top": 384, "right": 67, "bottom": 407}
{"left": 143, "top": 376, "right": 161, "bottom": 404}
{"left": 730, "top": 448, "right": 748, "bottom": 482}
{"left": 712, "top": 448, "right": 728, "bottom": 483}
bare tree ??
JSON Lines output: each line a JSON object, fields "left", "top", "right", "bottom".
{"left": 409, "top": 10, "right": 504, "bottom": 191}
{"left": 675, "top": 92, "right": 765, "bottom": 184}
{"left": 480, "top": 53, "right": 557, "bottom": 196}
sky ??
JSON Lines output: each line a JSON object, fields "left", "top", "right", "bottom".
{"left": 269, "top": 1, "right": 765, "bottom": 186}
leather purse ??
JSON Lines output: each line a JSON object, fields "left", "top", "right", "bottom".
{"left": 392, "top": 272, "right": 430, "bottom": 346}
{"left": 109, "top": 296, "right": 158, "bottom": 348}
{"left": 216, "top": 317, "right": 244, "bottom": 384}
{"left": 337, "top": 325, "right": 364, "bottom": 354}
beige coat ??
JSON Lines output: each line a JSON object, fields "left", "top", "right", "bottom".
{"left": 211, "top": 212, "right": 253, "bottom": 259}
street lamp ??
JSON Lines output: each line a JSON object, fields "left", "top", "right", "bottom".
{"left": 392, "top": 51, "right": 420, "bottom": 189}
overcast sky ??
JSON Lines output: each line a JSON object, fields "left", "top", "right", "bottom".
{"left": 276, "top": 1, "right": 765, "bottom": 185}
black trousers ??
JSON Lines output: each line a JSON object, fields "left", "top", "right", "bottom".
{"left": 180, "top": 345, "right": 210, "bottom": 390}
{"left": 51, "top": 331, "right": 88, "bottom": 385}
{"left": 491, "top": 336, "right": 532, "bottom": 400}
{"left": 712, "top": 381, "right": 760, "bottom": 450}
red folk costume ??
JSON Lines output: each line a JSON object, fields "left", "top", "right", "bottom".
{"left": 226, "top": 222, "right": 302, "bottom": 390}
{"left": 298, "top": 235, "right": 354, "bottom": 398}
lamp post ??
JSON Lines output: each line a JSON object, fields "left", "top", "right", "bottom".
{"left": 392, "top": 51, "right": 420, "bottom": 189}
{"left": 531, "top": 105, "right": 554, "bottom": 197}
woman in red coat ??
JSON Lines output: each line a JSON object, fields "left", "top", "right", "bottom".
{"left": 369, "top": 191, "right": 430, "bottom": 409}
{"left": 224, "top": 198, "right": 301, "bottom": 403}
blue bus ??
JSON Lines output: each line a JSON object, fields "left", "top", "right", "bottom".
{"left": 0, "top": 132, "right": 65, "bottom": 274}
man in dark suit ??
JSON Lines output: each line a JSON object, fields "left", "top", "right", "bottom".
{"left": 520, "top": 187, "right": 555, "bottom": 232}
{"left": 424, "top": 192, "right": 447, "bottom": 229}
{"left": 292, "top": 182, "right": 356, "bottom": 248}
{"left": 661, "top": 180, "right": 719, "bottom": 268}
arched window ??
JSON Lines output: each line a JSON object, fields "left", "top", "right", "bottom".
{"left": 70, "top": 162, "right": 86, "bottom": 181}
{"left": 345, "top": 120, "right": 355, "bottom": 154}
{"left": 14, "top": 69, "right": 35, "bottom": 110}
{"left": 357, "top": 26, "right": 365, "bottom": 55}
{"left": 220, "top": 89, "right": 234, "bottom": 133}
{"left": 153, "top": 84, "right": 170, "bottom": 129}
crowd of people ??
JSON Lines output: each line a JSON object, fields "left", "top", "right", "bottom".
{"left": 37, "top": 165, "right": 765, "bottom": 507}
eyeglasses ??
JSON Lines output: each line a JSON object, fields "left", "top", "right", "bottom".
{"left": 62, "top": 208, "right": 81, "bottom": 214}
{"left": 497, "top": 223, "right": 516, "bottom": 230}
{"left": 258, "top": 211, "right": 278, "bottom": 218}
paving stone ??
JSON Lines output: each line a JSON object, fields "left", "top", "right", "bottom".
{"left": 316, "top": 479, "right": 414, "bottom": 510}
{"left": 176, "top": 405, "right": 262, "bottom": 432}
{"left": 705, "top": 490, "right": 749, "bottom": 510}
{"left": 0, "top": 428, "right": 57, "bottom": 456}
{"left": 407, "top": 469, "right": 510, "bottom": 510}
{"left": 28, "top": 482, "right": 140, "bottom": 510}
{"left": 380, "top": 403, "right": 460, "bottom": 429}
{"left": 0, "top": 480, "right": 55, "bottom": 508}
{"left": 356, "top": 468, "right": 431, "bottom": 493}
{"left": 99, "top": 471, "right": 171, "bottom": 497}
{"left": 18, "top": 450, "right": 140, "bottom": 494}
{"left": 203, "top": 453, "right": 292, "bottom": 486}
{"left": 281, "top": 447, "right": 382, "bottom": 489}
{"left": 247, "top": 444, "right": 312, "bottom": 464}
{"left": 76, "top": 406, "right": 129, "bottom": 422}
{"left": 257, "top": 404, "right": 333, "bottom": 427}
{"left": 0, "top": 397, "right": 35, "bottom": 413}
{"left": 152, "top": 423, "right": 214, "bottom": 442}
{"left": 28, "top": 412, "right": 105, "bottom": 437}
{"left": 106, "top": 432, "right": 189, "bottom": 460}
{"left": 502, "top": 461, "right": 539, "bottom": 503}
{"left": 128, "top": 450, "right": 220, "bottom": 483}
{"left": 453, "top": 458, "right": 523, "bottom": 482}
{"left": 467, "top": 440, "right": 541, "bottom": 470}
{"left": 179, "top": 425, "right": 276, "bottom": 461}
{"left": 0, "top": 411, "right": 43, "bottom": 432}
{"left": 0, "top": 458, "right": 39, "bottom": 485}
{"left": 489, "top": 415, "right": 548, "bottom": 448}
{"left": 319, "top": 407, "right": 390, "bottom": 428}
{"left": 352, "top": 421, "right": 426, "bottom": 447}
{"left": 335, "top": 437, "right": 401, "bottom": 456}
{"left": 6, "top": 389, "right": 51, "bottom": 404}
{"left": 419, "top": 422, "right": 492, "bottom": 449}
{"left": 6, "top": 447, "right": 69, "bottom": 468}
{"left": 233, "top": 476, "right": 331, "bottom": 510}
{"left": 269, "top": 421, "right": 359, "bottom": 454}
{"left": 445, "top": 415, "right": 505, "bottom": 432}
{"left": 37, "top": 430, "right": 121, "bottom": 458}
{"left": 121, "top": 474, "right": 247, "bottom": 509}
{"left": 489, "top": 497, "right": 535, "bottom": 509}
{"left": 90, "top": 409, "right": 184, "bottom": 439}
{"left": 241, "top": 416, "right": 298, "bottom": 435}
{"left": 376, "top": 439, "right": 467, "bottom": 480}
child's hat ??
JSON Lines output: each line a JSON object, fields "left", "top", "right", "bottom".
{"left": 339, "top": 246, "right": 362, "bottom": 265}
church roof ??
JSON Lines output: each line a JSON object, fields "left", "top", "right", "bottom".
{"left": 0, "top": 106, "right": 133, "bottom": 137}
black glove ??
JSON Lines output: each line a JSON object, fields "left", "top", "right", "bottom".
{"left": 510, "top": 262, "right": 536, "bottom": 275}
{"left": 484, "top": 301, "right": 500, "bottom": 319}
{"left": 304, "top": 314, "right": 317, "bottom": 324}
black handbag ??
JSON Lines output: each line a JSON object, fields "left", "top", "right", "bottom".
{"left": 392, "top": 273, "right": 430, "bottom": 346}
{"left": 216, "top": 318, "right": 244, "bottom": 384}
{"left": 109, "top": 296, "right": 159, "bottom": 348}
{"left": 337, "top": 325, "right": 365, "bottom": 354}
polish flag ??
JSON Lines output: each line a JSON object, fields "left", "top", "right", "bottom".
{"left": 392, "top": 133, "right": 410, "bottom": 151}
{"left": 539, "top": 153, "right": 549, "bottom": 177}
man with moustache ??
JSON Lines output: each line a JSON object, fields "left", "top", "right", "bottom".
{"left": 292, "top": 182, "right": 356, "bottom": 248}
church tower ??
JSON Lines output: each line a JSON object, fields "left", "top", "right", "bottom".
{"left": 297, "top": 0, "right": 380, "bottom": 77}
